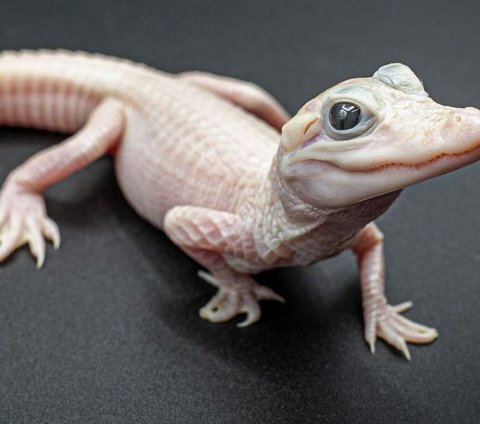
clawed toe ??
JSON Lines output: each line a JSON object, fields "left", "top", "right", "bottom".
{"left": 0, "top": 216, "right": 60, "bottom": 268}
{"left": 370, "top": 302, "right": 438, "bottom": 360}
{"left": 237, "top": 294, "right": 261, "bottom": 327}
{"left": 0, "top": 188, "right": 60, "bottom": 267}
{"left": 42, "top": 218, "right": 61, "bottom": 250}
{"left": 198, "top": 271, "right": 284, "bottom": 327}
{"left": 252, "top": 284, "right": 285, "bottom": 303}
{"left": 390, "top": 310, "right": 438, "bottom": 344}
{"left": 378, "top": 322, "right": 412, "bottom": 360}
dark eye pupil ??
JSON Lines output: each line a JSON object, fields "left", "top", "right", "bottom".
{"left": 329, "top": 102, "right": 361, "bottom": 130}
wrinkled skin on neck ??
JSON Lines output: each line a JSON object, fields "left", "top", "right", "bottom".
{"left": 265, "top": 157, "right": 402, "bottom": 263}
{"left": 277, "top": 63, "right": 480, "bottom": 210}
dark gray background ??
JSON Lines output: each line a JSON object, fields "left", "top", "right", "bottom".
{"left": 0, "top": 0, "right": 479, "bottom": 423}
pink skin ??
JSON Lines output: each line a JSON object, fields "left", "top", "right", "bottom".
{"left": 278, "top": 133, "right": 480, "bottom": 359}
{"left": 0, "top": 98, "right": 125, "bottom": 267}
{"left": 0, "top": 52, "right": 478, "bottom": 360}
{"left": 278, "top": 69, "right": 480, "bottom": 358}
{"left": 179, "top": 71, "right": 290, "bottom": 130}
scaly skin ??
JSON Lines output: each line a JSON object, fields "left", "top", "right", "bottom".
{"left": 1, "top": 51, "right": 480, "bottom": 359}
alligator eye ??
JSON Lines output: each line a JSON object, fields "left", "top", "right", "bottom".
{"left": 329, "top": 102, "right": 361, "bottom": 130}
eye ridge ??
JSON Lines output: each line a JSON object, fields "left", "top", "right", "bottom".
{"left": 329, "top": 102, "right": 361, "bottom": 130}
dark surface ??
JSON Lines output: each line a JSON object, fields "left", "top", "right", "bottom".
{"left": 0, "top": 0, "right": 479, "bottom": 423}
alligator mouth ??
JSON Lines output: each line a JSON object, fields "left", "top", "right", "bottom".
{"left": 357, "top": 141, "right": 480, "bottom": 180}
{"left": 282, "top": 140, "right": 480, "bottom": 209}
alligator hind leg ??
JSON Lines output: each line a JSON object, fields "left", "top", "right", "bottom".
{"left": 0, "top": 98, "right": 125, "bottom": 267}
{"left": 178, "top": 71, "right": 290, "bottom": 131}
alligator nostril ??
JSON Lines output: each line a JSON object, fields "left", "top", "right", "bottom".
{"left": 444, "top": 113, "right": 464, "bottom": 129}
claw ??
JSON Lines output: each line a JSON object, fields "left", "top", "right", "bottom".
{"left": 198, "top": 270, "right": 220, "bottom": 287}
{"left": 30, "top": 237, "right": 46, "bottom": 269}
{"left": 253, "top": 284, "right": 286, "bottom": 303}
{"left": 237, "top": 305, "right": 261, "bottom": 328}
{"left": 237, "top": 294, "right": 261, "bottom": 327}
{"left": 26, "top": 218, "right": 46, "bottom": 268}
{"left": 398, "top": 339, "right": 411, "bottom": 361}
{"left": 366, "top": 334, "right": 376, "bottom": 354}
{"left": 43, "top": 218, "right": 61, "bottom": 249}
{"left": 237, "top": 314, "right": 259, "bottom": 328}
{"left": 391, "top": 301, "right": 413, "bottom": 313}
{"left": 379, "top": 324, "right": 412, "bottom": 360}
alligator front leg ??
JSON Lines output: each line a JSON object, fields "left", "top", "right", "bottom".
{"left": 164, "top": 206, "right": 284, "bottom": 327}
{"left": 352, "top": 223, "right": 438, "bottom": 359}
{"left": 0, "top": 98, "right": 125, "bottom": 267}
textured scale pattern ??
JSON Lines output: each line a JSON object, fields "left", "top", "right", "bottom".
{"left": 2, "top": 50, "right": 478, "bottom": 358}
